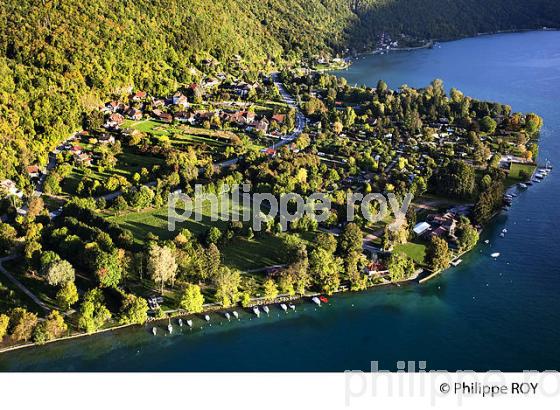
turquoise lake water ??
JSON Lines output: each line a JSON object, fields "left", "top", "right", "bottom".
{"left": 1, "top": 31, "right": 559, "bottom": 372}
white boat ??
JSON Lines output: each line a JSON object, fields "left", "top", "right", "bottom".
{"left": 152, "top": 327, "right": 157, "bottom": 336}
{"left": 167, "top": 323, "right": 173, "bottom": 334}
{"left": 263, "top": 306, "right": 270, "bottom": 315}
{"left": 178, "top": 318, "right": 183, "bottom": 327}
{"left": 232, "top": 311, "right": 239, "bottom": 319}
{"left": 280, "top": 303, "right": 288, "bottom": 312}
{"left": 500, "top": 233, "right": 505, "bottom": 238}
{"left": 186, "top": 320, "right": 193, "bottom": 327}
{"left": 289, "top": 304, "right": 296, "bottom": 311}
{"left": 484, "top": 239, "right": 490, "bottom": 244}
{"left": 204, "top": 315, "right": 210, "bottom": 322}
{"left": 225, "top": 312, "right": 231, "bottom": 321}
{"left": 311, "top": 296, "right": 321, "bottom": 306}
{"left": 519, "top": 183, "right": 528, "bottom": 189}
{"left": 253, "top": 306, "right": 260, "bottom": 317}
{"left": 491, "top": 252, "right": 500, "bottom": 258}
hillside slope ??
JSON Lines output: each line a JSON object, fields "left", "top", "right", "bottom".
{"left": 1, "top": 0, "right": 559, "bottom": 182}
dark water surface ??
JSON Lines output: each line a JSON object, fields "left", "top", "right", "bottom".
{"left": 2, "top": 31, "right": 560, "bottom": 371}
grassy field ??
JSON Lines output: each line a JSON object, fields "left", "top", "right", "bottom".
{"left": 106, "top": 200, "right": 309, "bottom": 271}
{"left": 508, "top": 162, "right": 536, "bottom": 179}
{"left": 394, "top": 241, "right": 427, "bottom": 265}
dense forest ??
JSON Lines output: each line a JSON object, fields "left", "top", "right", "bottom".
{"left": 1, "top": 0, "right": 559, "bottom": 183}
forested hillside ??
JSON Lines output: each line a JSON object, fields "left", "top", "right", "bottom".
{"left": 1, "top": 0, "right": 559, "bottom": 183}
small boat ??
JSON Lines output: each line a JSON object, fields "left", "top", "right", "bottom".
{"left": 319, "top": 296, "right": 329, "bottom": 304}
{"left": 519, "top": 183, "right": 528, "bottom": 189}
{"left": 232, "top": 311, "right": 239, "bottom": 319}
{"left": 484, "top": 239, "right": 490, "bottom": 244}
{"left": 526, "top": 181, "right": 534, "bottom": 186}
{"left": 253, "top": 306, "right": 260, "bottom": 317}
{"left": 186, "top": 320, "right": 193, "bottom": 327}
{"left": 280, "top": 303, "right": 288, "bottom": 312}
{"left": 152, "top": 327, "right": 157, "bottom": 336}
{"left": 491, "top": 252, "right": 500, "bottom": 258}
{"left": 178, "top": 318, "right": 183, "bottom": 327}
{"left": 167, "top": 323, "right": 173, "bottom": 334}
{"left": 502, "top": 229, "right": 508, "bottom": 233}
{"left": 500, "top": 233, "right": 505, "bottom": 238}
{"left": 225, "top": 312, "right": 231, "bottom": 321}
{"left": 311, "top": 296, "right": 321, "bottom": 306}
{"left": 204, "top": 315, "right": 210, "bottom": 322}
{"left": 289, "top": 304, "right": 296, "bottom": 311}
{"left": 263, "top": 306, "right": 270, "bottom": 315}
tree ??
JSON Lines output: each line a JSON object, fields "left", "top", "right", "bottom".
{"left": 0, "top": 222, "right": 18, "bottom": 254}
{"left": 346, "top": 250, "right": 367, "bottom": 291}
{"left": 118, "top": 294, "right": 149, "bottom": 325}
{"left": 206, "top": 226, "right": 222, "bottom": 245}
{"left": 78, "top": 288, "right": 111, "bottom": 333}
{"left": 338, "top": 223, "right": 363, "bottom": 255}
{"left": 180, "top": 283, "right": 205, "bottom": 313}
{"left": 9, "top": 308, "right": 39, "bottom": 342}
{"left": 33, "top": 310, "right": 67, "bottom": 344}
{"left": 0, "top": 314, "right": 9, "bottom": 340}
{"left": 309, "top": 247, "right": 342, "bottom": 295}
{"left": 147, "top": 243, "right": 178, "bottom": 294}
{"left": 214, "top": 267, "right": 241, "bottom": 307}
{"left": 456, "top": 218, "right": 479, "bottom": 252}
{"left": 263, "top": 278, "right": 279, "bottom": 302}
{"left": 480, "top": 116, "right": 497, "bottom": 134}
{"left": 426, "top": 236, "right": 452, "bottom": 272}
{"left": 203, "top": 243, "right": 221, "bottom": 281}
{"left": 433, "top": 160, "right": 475, "bottom": 200}
{"left": 56, "top": 281, "right": 79, "bottom": 311}
{"left": 93, "top": 249, "right": 122, "bottom": 287}
{"left": 388, "top": 253, "right": 416, "bottom": 282}
{"left": 313, "top": 232, "right": 338, "bottom": 254}
{"left": 45, "top": 259, "right": 75, "bottom": 287}
{"left": 333, "top": 121, "right": 343, "bottom": 134}
{"left": 278, "top": 272, "right": 296, "bottom": 296}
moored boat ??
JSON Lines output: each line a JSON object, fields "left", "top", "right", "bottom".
{"left": 311, "top": 296, "right": 321, "bottom": 306}
{"left": 491, "top": 252, "right": 500, "bottom": 258}
{"left": 253, "top": 306, "right": 260, "bottom": 317}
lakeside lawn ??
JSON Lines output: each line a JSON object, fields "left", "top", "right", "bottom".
{"left": 106, "top": 201, "right": 312, "bottom": 271}
{"left": 508, "top": 162, "right": 536, "bottom": 179}
{"left": 394, "top": 241, "right": 427, "bottom": 265}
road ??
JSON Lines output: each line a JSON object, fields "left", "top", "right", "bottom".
{"left": 0, "top": 255, "right": 51, "bottom": 312}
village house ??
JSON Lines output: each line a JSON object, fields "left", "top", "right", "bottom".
{"left": 0, "top": 179, "right": 24, "bottom": 198}
{"left": 172, "top": 92, "right": 189, "bottom": 108}
{"left": 271, "top": 113, "right": 286, "bottom": 124}
{"left": 106, "top": 113, "right": 124, "bottom": 128}
{"left": 152, "top": 98, "right": 166, "bottom": 109}
{"left": 26, "top": 165, "right": 41, "bottom": 178}
{"left": 105, "top": 101, "right": 119, "bottom": 112}
{"left": 253, "top": 117, "right": 269, "bottom": 133}
{"left": 125, "top": 107, "right": 143, "bottom": 121}
{"left": 132, "top": 91, "right": 147, "bottom": 101}
{"left": 98, "top": 134, "right": 115, "bottom": 144}
{"left": 174, "top": 111, "right": 196, "bottom": 125}
{"left": 75, "top": 152, "right": 93, "bottom": 167}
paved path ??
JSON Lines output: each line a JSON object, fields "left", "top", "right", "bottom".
{"left": 0, "top": 255, "right": 50, "bottom": 312}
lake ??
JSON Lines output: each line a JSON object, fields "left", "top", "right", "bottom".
{"left": 2, "top": 31, "right": 560, "bottom": 372}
